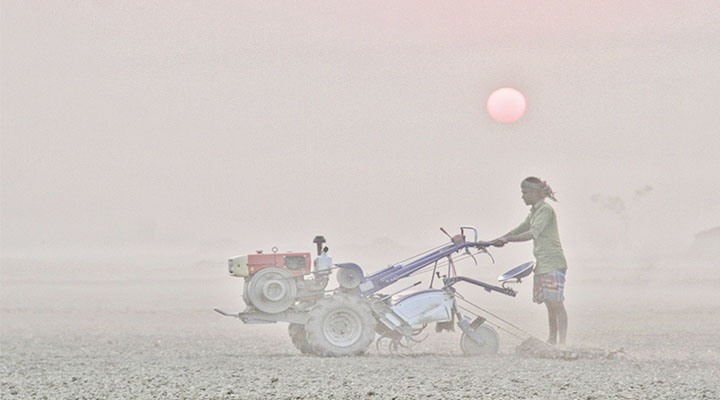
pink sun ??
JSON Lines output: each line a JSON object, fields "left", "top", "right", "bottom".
{"left": 487, "top": 87, "right": 526, "bottom": 123}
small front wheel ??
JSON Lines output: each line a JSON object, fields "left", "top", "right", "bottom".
{"left": 460, "top": 325, "right": 499, "bottom": 355}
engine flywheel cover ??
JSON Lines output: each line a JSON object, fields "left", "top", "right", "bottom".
{"left": 246, "top": 267, "right": 296, "bottom": 313}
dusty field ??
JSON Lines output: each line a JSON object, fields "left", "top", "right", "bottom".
{"left": 1, "top": 257, "right": 719, "bottom": 399}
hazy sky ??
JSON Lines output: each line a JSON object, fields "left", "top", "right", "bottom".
{"left": 2, "top": 1, "right": 719, "bottom": 266}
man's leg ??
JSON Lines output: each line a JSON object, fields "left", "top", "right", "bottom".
{"left": 556, "top": 301, "right": 568, "bottom": 345}
{"left": 544, "top": 301, "right": 558, "bottom": 345}
{"left": 547, "top": 300, "right": 567, "bottom": 345}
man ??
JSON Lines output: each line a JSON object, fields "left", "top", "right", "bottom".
{"left": 492, "top": 177, "right": 568, "bottom": 345}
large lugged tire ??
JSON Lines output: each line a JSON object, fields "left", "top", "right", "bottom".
{"left": 305, "top": 295, "right": 375, "bottom": 357}
{"left": 288, "top": 323, "right": 314, "bottom": 355}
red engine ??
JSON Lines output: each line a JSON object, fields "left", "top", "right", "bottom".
{"left": 228, "top": 238, "right": 331, "bottom": 314}
{"left": 228, "top": 251, "right": 311, "bottom": 277}
{"left": 246, "top": 252, "right": 311, "bottom": 276}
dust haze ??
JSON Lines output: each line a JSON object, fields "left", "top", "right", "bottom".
{"left": 2, "top": 2, "right": 719, "bottom": 399}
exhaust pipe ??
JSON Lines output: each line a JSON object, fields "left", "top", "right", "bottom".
{"left": 313, "top": 236, "right": 326, "bottom": 256}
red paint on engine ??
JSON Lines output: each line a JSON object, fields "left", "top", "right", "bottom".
{"left": 247, "top": 252, "right": 311, "bottom": 275}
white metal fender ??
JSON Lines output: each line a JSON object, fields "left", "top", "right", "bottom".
{"left": 390, "top": 289, "right": 454, "bottom": 326}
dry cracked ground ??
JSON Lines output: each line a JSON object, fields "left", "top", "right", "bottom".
{"left": 1, "top": 257, "right": 719, "bottom": 399}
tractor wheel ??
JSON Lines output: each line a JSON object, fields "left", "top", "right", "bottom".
{"left": 305, "top": 295, "right": 375, "bottom": 357}
{"left": 460, "top": 324, "right": 500, "bottom": 356}
{"left": 288, "top": 323, "right": 314, "bottom": 355}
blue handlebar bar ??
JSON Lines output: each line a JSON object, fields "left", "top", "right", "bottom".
{"left": 360, "top": 239, "right": 495, "bottom": 295}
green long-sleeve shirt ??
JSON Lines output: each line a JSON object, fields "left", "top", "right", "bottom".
{"left": 509, "top": 200, "right": 567, "bottom": 274}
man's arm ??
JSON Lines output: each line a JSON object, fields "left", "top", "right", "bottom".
{"left": 492, "top": 207, "right": 552, "bottom": 246}
{"left": 500, "top": 230, "right": 533, "bottom": 243}
{"left": 491, "top": 230, "right": 533, "bottom": 246}
{"left": 491, "top": 215, "right": 531, "bottom": 246}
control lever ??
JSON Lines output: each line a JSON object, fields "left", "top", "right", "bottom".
{"left": 466, "top": 248, "right": 479, "bottom": 265}
{"left": 440, "top": 227, "right": 453, "bottom": 240}
{"left": 478, "top": 247, "right": 495, "bottom": 264}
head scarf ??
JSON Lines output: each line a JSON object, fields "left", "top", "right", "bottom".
{"left": 521, "top": 178, "right": 558, "bottom": 202}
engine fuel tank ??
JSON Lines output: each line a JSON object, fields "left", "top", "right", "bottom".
{"left": 228, "top": 252, "right": 311, "bottom": 277}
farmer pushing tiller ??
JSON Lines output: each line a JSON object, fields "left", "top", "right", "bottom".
{"left": 215, "top": 226, "right": 538, "bottom": 356}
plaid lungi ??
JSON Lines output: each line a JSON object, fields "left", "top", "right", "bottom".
{"left": 533, "top": 269, "right": 566, "bottom": 304}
